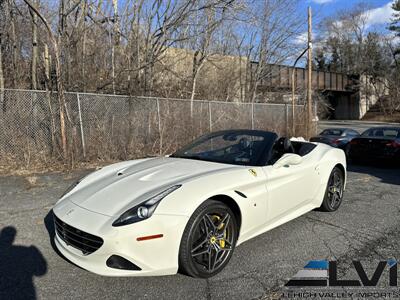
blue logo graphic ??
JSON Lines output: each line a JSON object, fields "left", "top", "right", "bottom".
{"left": 286, "top": 259, "right": 398, "bottom": 287}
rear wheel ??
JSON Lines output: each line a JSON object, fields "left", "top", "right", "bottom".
{"left": 179, "top": 200, "right": 238, "bottom": 278}
{"left": 320, "top": 167, "right": 344, "bottom": 212}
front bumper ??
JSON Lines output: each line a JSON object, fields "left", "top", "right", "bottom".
{"left": 53, "top": 203, "right": 189, "bottom": 277}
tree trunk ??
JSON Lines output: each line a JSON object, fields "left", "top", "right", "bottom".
{"left": 111, "top": 36, "right": 116, "bottom": 94}
{"left": 0, "top": 34, "right": 4, "bottom": 109}
{"left": 56, "top": 0, "right": 68, "bottom": 158}
{"left": 81, "top": 0, "right": 87, "bottom": 92}
{"left": 44, "top": 44, "right": 56, "bottom": 153}
{"left": 23, "top": 0, "right": 68, "bottom": 158}
{"left": 0, "top": 1, "right": 6, "bottom": 111}
{"left": 111, "top": 0, "right": 119, "bottom": 94}
{"left": 44, "top": 44, "right": 50, "bottom": 88}
{"left": 190, "top": 51, "right": 205, "bottom": 118}
{"left": 55, "top": 41, "right": 68, "bottom": 159}
{"left": 30, "top": 0, "right": 38, "bottom": 90}
{"left": 9, "top": 0, "right": 17, "bottom": 88}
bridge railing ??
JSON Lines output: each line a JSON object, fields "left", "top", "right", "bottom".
{"left": 252, "top": 63, "right": 355, "bottom": 92}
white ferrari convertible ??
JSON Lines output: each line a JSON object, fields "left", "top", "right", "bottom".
{"left": 53, "top": 129, "right": 346, "bottom": 278}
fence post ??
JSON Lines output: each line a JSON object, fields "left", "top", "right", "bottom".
{"left": 314, "top": 101, "right": 318, "bottom": 136}
{"left": 0, "top": 89, "right": 3, "bottom": 111}
{"left": 285, "top": 104, "right": 289, "bottom": 136}
{"left": 76, "top": 93, "right": 86, "bottom": 158}
{"left": 208, "top": 101, "right": 212, "bottom": 132}
{"left": 31, "top": 90, "right": 38, "bottom": 142}
{"left": 157, "top": 98, "right": 162, "bottom": 155}
{"left": 251, "top": 102, "right": 255, "bottom": 130}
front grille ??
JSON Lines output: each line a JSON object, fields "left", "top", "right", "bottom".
{"left": 54, "top": 215, "right": 104, "bottom": 255}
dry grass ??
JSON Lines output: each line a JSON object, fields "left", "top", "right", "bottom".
{"left": 0, "top": 155, "right": 117, "bottom": 176}
{"left": 0, "top": 91, "right": 309, "bottom": 173}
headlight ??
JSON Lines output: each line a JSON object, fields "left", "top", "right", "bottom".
{"left": 112, "top": 185, "right": 181, "bottom": 227}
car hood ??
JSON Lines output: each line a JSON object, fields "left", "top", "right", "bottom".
{"left": 66, "top": 157, "right": 238, "bottom": 217}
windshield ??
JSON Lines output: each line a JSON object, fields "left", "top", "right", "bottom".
{"left": 361, "top": 128, "right": 400, "bottom": 138}
{"left": 171, "top": 130, "right": 278, "bottom": 166}
{"left": 321, "top": 129, "right": 343, "bottom": 136}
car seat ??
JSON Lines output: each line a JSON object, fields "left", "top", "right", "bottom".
{"left": 269, "top": 137, "right": 295, "bottom": 164}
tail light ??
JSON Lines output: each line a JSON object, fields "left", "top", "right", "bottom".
{"left": 350, "top": 139, "right": 359, "bottom": 145}
{"left": 386, "top": 141, "right": 400, "bottom": 148}
{"left": 331, "top": 139, "right": 342, "bottom": 145}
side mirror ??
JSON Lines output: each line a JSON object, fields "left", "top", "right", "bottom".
{"left": 273, "top": 153, "right": 303, "bottom": 169}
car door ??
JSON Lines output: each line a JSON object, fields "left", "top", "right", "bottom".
{"left": 261, "top": 154, "right": 320, "bottom": 223}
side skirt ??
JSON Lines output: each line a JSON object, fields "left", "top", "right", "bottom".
{"left": 236, "top": 203, "right": 318, "bottom": 246}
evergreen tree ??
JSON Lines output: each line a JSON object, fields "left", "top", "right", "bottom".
{"left": 389, "top": 0, "right": 400, "bottom": 57}
{"left": 389, "top": 0, "right": 400, "bottom": 35}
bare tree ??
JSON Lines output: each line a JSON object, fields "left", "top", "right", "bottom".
{"left": 111, "top": 0, "right": 120, "bottom": 94}
{"left": 0, "top": 35, "right": 4, "bottom": 107}
{"left": 9, "top": 0, "right": 18, "bottom": 87}
{"left": 0, "top": 0, "right": 7, "bottom": 110}
{"left": 187, "top": 1, "right": 231, "bottom": 116}
{"left": 1, "top": 0, "right": 305, "bottom": 103}
{"left": 29, "top": 0, "right": 39, "bottom": 90}
{"left": 243, "top": 0, "right": 304, "bottom": 103}
{"left": 321, "top": 3, "right": 371, "bottom": 74}
{"left": 23, "top": 0, "right": 68, "bottom": 158}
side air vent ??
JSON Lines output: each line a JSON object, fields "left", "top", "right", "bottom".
{"left": 234, "top": 190, "right": 247, "bottom": 198}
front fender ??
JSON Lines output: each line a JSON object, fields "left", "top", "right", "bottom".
{"left": 154, "top": 167, "right": 269, "bottom": 245}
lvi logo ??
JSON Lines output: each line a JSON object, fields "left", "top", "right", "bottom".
{"left": 285, "top": 259, "right": 398, "bottom": 287}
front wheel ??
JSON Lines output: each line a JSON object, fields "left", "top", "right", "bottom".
{"left": 320, "top": 167, "right": 344, "bottom": 212}
{"left": 178, "top": 200, "right": 238, "bottom": 278}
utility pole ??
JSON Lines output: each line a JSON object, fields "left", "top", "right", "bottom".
{"left": 306, "top": 6, "right": 313, "bottom": 139}
{"left": 291, "top": 48, "right": 308, "bottom": 136}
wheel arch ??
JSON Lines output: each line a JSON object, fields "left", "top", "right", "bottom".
{"left": 312, "top": 147, "right": 347, "bottom": 207}
{"left": 334, "top": 162, "right": 346, "bottom": 186}
{"left": 208, "top": 194, "right": 242, "bottom": 233}
{"left": 319, "top": 147, "right": 347, "bottom": 184}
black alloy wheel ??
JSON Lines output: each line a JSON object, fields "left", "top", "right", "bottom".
{"left": 320, "top": 167, "right": 344, "bottom": 212}
{"left": 179, "top": 200, "right": 238, "bottom": 278}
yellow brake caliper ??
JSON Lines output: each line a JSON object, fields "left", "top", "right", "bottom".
{"left": 212, "top": 215, "right": 226, "bottom": 248}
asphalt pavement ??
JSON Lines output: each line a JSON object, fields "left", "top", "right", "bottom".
{"left": 0, "top": 163, "right": 400, "bottom": 299}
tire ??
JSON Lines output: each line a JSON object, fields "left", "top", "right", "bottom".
{"left": 319, "top": 167, "right": 344, "bottom": 212}
{"left": 178, "top": 200, "right": 238, "bottom": 278}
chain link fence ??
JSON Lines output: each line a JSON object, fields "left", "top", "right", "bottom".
{"left": 0, "top": 89, "right": 308, "bottom": 169}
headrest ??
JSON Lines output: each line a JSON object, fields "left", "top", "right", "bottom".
{"left": 275, "top": 137, "right": 293, "bottom": 152}
{"left": 238, "top": 137, "right": 251, "bottom": 150}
